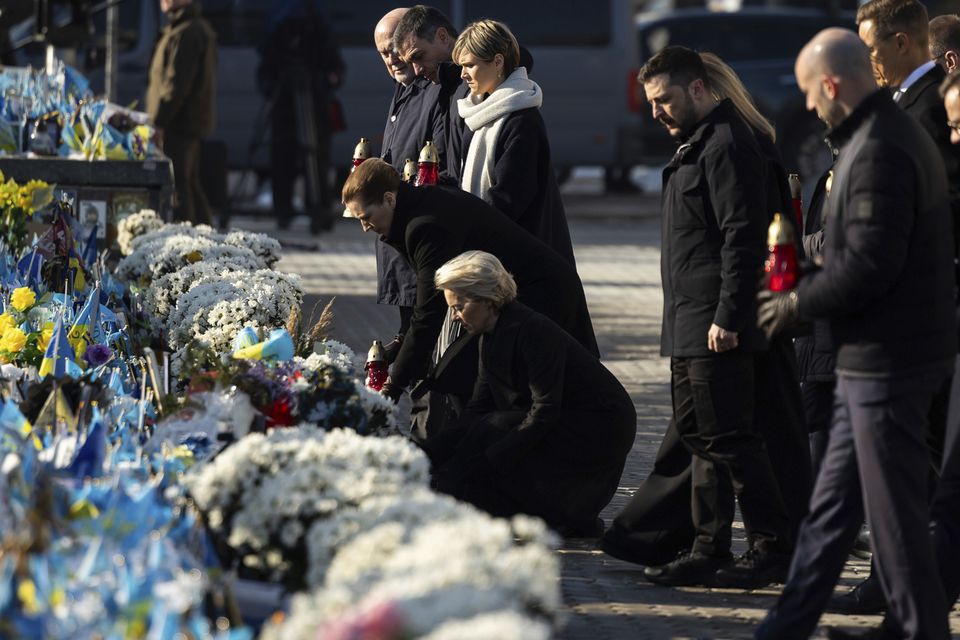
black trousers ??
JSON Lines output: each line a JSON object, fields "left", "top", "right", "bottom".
{"left": 756, "top": 369, "right": 950, "bottom": 640}
{"left": 933, "top": 354, "right": 960, "bottom": 608}
{"left": 603, "top": 341, "right": 808, "bottom": 564}
{"left": 165, "top": 132, "right": 212, "bottom": 226}
{"left": 672, "top": 353, "right": 791, "bottom": 555}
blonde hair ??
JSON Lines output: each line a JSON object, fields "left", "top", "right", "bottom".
{"left": 434, "top": 250, "right": 518, "bottom": 308}
{"left": 452, "top": 19, "right": 521, "bottom": 78}
{"left": 700, "top": 52, "right": 776, "bottom": 143}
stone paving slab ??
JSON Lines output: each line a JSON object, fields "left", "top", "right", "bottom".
{"left": 229, "top": 212, "right": 960, "bottom": 639}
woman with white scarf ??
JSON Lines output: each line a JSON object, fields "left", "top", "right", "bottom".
{"left": 453, "top": 20, "right": 576, "bottom": 266}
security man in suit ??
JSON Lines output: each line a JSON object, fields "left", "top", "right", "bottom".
{"left": 828, "top": 0, "right": 960, "bottom": 614}
{"left": 756, "top": 27, "right": 956, "bottom": 639}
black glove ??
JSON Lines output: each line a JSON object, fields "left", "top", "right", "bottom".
{"left": 380, "top": 377, "right": 403, "bottom": 404}
{"left": 757, "top": 289, "right": 800, "bottom": 339}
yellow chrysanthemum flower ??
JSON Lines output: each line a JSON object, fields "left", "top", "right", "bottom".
{"left": 37, "top": 327, "right": 54, "bottom": 352}
{"left": 9, "top": 287, "right": 36, "bottom": 312}
{"left": 0, "top": 313, "right": 15, "bottom": 334}
{"left": 0, "top": 327, "right": 27, "bottom": 353}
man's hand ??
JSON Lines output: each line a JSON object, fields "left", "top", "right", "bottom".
{"left": 707, "top": 323, "right": 739, "bottom": 353}
{"left": 757, "top": 289, "right": 800, "bottom": 339}
{"left": 380, "top": 377, "right": 403, "bottom": 404}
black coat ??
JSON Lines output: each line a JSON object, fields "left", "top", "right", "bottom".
{"left": 660, "top": 99, "right": 768, "bottom": 357}
{"left": 432, "top": 61, "right": 470, "bottom": 182}
{"left": 460, "top": 107, "right": 576, "bottom": 266}
{"left": 433, "top": 302, "right": 636, "bottom": 530}
{"left": 384, "top": 182, "right": 599, "bottom": 389}
{"left": 798, "top": 90, "right": 957, "bottom": 374}
{"left": 898, "top": 64, "right": 960, "bottom": 266}
{"left": 375, "top": 78, "right": 438, "bottom": 307}
{"left": 794, "top": 167, "right": 837, "bottom": 384}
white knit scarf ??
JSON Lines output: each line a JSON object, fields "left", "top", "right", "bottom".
{"left": 458, "top": 67, "right": 543, "bottom": 200}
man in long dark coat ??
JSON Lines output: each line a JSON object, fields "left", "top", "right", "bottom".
{"left": 340, "top": 158, "right": 598, "bottom": 405}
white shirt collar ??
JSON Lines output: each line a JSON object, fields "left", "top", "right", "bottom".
{"left": 898, "top": 60, "right": 937, "bottom": 94}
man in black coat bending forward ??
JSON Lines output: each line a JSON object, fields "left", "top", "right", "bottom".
{"left": 341, "top": 158, "right": 598, "bottom": 406}
{"left": 637, "top": 46, "right": 793, "bottom": 590}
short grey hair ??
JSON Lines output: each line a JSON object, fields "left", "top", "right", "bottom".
{"left": 434, "top": 251, "right": 517, "bottom": 308}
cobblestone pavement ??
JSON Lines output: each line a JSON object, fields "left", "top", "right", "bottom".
{"left": 233, "top": 211, "right": 960, "bottom": 640}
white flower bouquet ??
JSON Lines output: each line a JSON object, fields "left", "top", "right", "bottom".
{"left": 164, "top": 270, "right": 302, "bottom": 354}
{"left": 263, "top": 500, "right": 562, "bottom": 640}
{"left": 116, "top": 209, "right": 164, "bottom": 256}
{"left": 182, "top": 427, "right": 430, "bottom": 591}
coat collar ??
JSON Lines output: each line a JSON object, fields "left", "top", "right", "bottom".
{"left": 483, "top": 301, "right": 528, "bottom": 355}
{"left": 670, "top": 98, "right": 737, "bottom": 163}
{"left": 825, "top": 89, "right": 892, "bottom": 149}
{"left": 896, "top": 63, "right": 945, "bottom": 111}
{"left": 383, "top": 181, "right": 423, "bottom": 249}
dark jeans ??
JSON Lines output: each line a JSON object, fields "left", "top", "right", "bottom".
{"left": 756, "top": 370, "right": 950, "bottom": 640}
{"left": 672, "top": 354, "right": 791, "bottom": 556}
{"left": 803, "top": 379, "right": 836, "bottom": 479}
{"left": 165, "top": 132, "right": 212, "bottom": 226}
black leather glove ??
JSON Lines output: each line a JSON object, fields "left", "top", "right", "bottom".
{"left": 380, "top": 377, "right": 403, "bottom": 404}
{"left": 757, "top": 289, "right": 800, "bottom": 339}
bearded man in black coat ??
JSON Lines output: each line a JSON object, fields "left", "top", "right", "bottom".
{"left": 630, "top": 46, "right": 793, "bottom": 590}
{"left": 341, "top": 158, "right": 598, "bottom": 408}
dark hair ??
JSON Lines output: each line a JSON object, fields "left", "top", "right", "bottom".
{"left": 341, "top": 158, "right": 401, "bottom": 206}
{"left": 856, "top": 0, "right": 930, "bottom": 47}
{"left": 940, "top": 68, "right": 960, "bottom": 98}
{"left": 930, "top": 14, "right": 960, "bottom": 59}
{"left": 638, "top": 45, "right": 709, "bottom": 89}
{"left": 392, "top": 5, "right": 458, "bottom": 53}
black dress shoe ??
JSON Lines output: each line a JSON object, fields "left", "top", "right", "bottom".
{"left": 827, "top": 575, "right": 886, "bottom": 614}
{"left": 643, "top": 550, "right": 732, "bottom": 587}
{"left": 713, "top": 546, "right": 791, "bottom": 589}
{"left": 850, "top": 526, "right": 872, "bottom": 560}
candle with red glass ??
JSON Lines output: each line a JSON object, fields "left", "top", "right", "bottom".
{"left": 365, "top": 340, "right": 389, "bottom": 391}
{"left": 415, "top": 141, "right": 439, "bottom": 186}
{"left": 352, "top": 138, "right": 371, "bottom": 172}
{"left": 765, "top": 212, "right": 799, "bottom": 292}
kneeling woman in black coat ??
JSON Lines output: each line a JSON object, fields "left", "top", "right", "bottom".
{"left": 426, "top": 250, "right": 637, "bottom": 535}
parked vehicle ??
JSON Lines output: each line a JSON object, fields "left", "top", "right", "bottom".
{"left": 627, "top": 7, "right": 857, "bottom": 186}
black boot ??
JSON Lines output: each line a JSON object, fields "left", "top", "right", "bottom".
{"left": 643, "top": 550, "right": 732, "bottom": 587}
{"left": 713, "top": 546, "right": 792, "bottom": 589}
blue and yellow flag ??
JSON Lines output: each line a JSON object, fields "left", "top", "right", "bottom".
{"left": 39, "top": 315, "right": 83, "bottom": 379}
{"left": 69, "top": 287, "right": 102, "bottom": 359}
{"left": 232, "top": 328, "right": 295, "bottom": 362}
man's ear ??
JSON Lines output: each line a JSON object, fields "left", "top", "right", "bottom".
{"left": 946, "top": 50, "right": 959, "bottom": 72}
{"left": 893, "top": 31, "right": 910, "bottom": 54}
{"left": 822, "top": 75, "right": 839, "bottom": 100}
{"left": 436, "top": 27, "right": 450, "bottom": 45}
{"left": 688, "top": 78, "right": 706, "bottom": 101}
{"left": 384, "top": 191, "right": 397, "bottom": 209}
